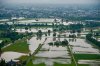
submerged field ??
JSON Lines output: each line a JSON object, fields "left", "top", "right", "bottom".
{"left": 0, "top": 27, "right": 100, "bottom": 66}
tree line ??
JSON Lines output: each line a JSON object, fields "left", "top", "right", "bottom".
{"left": 86, "top": 33, "right": 100, "bottom": 48}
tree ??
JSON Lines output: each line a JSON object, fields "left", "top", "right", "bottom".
{"left": 37, "top": 30, "right": 43, "bottom": 40}
{"left": 54, "top": 18, "right": 57, "bottom": 28}
{"left": 58, "top": 34, "right": 61, "bottom": 41}
{"left": 48, "top": 30, "right": 51, "bottom": 36}
{"left": 62, "top": 39, "right": 68, "bottom": 46}
{"left": 0, "top": 47, "right": 2, "bottom": 57}
{"left": 53, "top": 32, "right": 56, "bottom": 37}
{"left": 86, "top": 33, "right": 100, "bottom": 48}
{"left": 25, "top": 27, "right": 28, "bottom": 30}
{"left": 61, "top": 19, "right": 64, "bottom": 23}
{"left": 45, "top": 33, "right": 47, "bottom": 37}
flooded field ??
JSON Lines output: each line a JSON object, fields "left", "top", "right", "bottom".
{"left": 0, "top": 52, "right": 27, "bottom": 62}
{"left": 78, "top": 60, "right": 100, "bottom": 66}
{"left": 0, "top": 30, "right": 100, "bottom": 66}
{"left": 78, "top": 60, "right": 100, "bottom": 64}
{"left": 16, "top": 28, "right": 53, "bottom": 33}
{"left": 28, "top": 37, "right": 45, "bottom": 54}
{"left": 32, "top": 37, "right": 71, "bottom": 66}
{"left": 68, "top": 38, "right": 100, "bottom": 54}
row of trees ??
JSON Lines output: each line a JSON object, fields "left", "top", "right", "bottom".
{"left": 36, "top": 30, "right": 51, "bottom": 40}
{"left": 69, "top": 34, "right": 77, "bottom": 38}
{"left": 0, "top": 32, "right": 24, "bottom": 43}
{"left": 0, "top": 24, "right": 12, "bottom": 31}
{"left": 0, "top": 31, "right": 33, "bottom": 48}
{"left": 86, "top": 34, "right": 100, "bottom": 48}
{"left": 69, "top": 23, "right": 83, "bottom": 30}
{"left": 48, "top": 39, "right": 68, "bottom": 47}
{"left": 85, "top": 21, "right": 100, "bottom": 28}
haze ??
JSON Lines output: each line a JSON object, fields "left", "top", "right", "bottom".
{"left": 1, "top": 0, "right": 99, "bottom": 4}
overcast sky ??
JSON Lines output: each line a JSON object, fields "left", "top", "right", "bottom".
{"left": 1, "top": 0, "right": 99, "bottom": 4}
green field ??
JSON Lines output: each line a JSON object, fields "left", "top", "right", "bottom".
{"left": 54, "top": 62, "right": 89, "bottom": 66}
{"left": 74, "top": 54, "right": 100, "bottom": 60}
{"left": 2, "top": 39, "right": 30, "bottom": 53}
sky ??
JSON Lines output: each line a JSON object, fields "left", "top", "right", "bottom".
{"left": 1, "top": 0, "right": 99, "bottom": 5}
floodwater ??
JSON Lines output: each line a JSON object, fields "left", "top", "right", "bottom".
{"left": 67, "top": 38, "right": 100, "bottom": 54}
{"left": 78, "top": 60, "right": 100, "bottom": 64}
{"left": 16, "top": 28, "right": 53, "bottom": 33}
{"left": 28, "top": 37, "right": 45, "bottom": 54}
{"left": 32, "top": 37, "right": 71, "bottom": 66}
{"left": 0, "top": 31, "right": 100, "bottom": 65}
{"left": 78, "top": 60, "right": 100, "bottom": 66}
{"left": 0, "top": 52, "right": 27, "bottom": 62}
{"left": 33, "top": 58, "right": 71, "bottom": 66}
